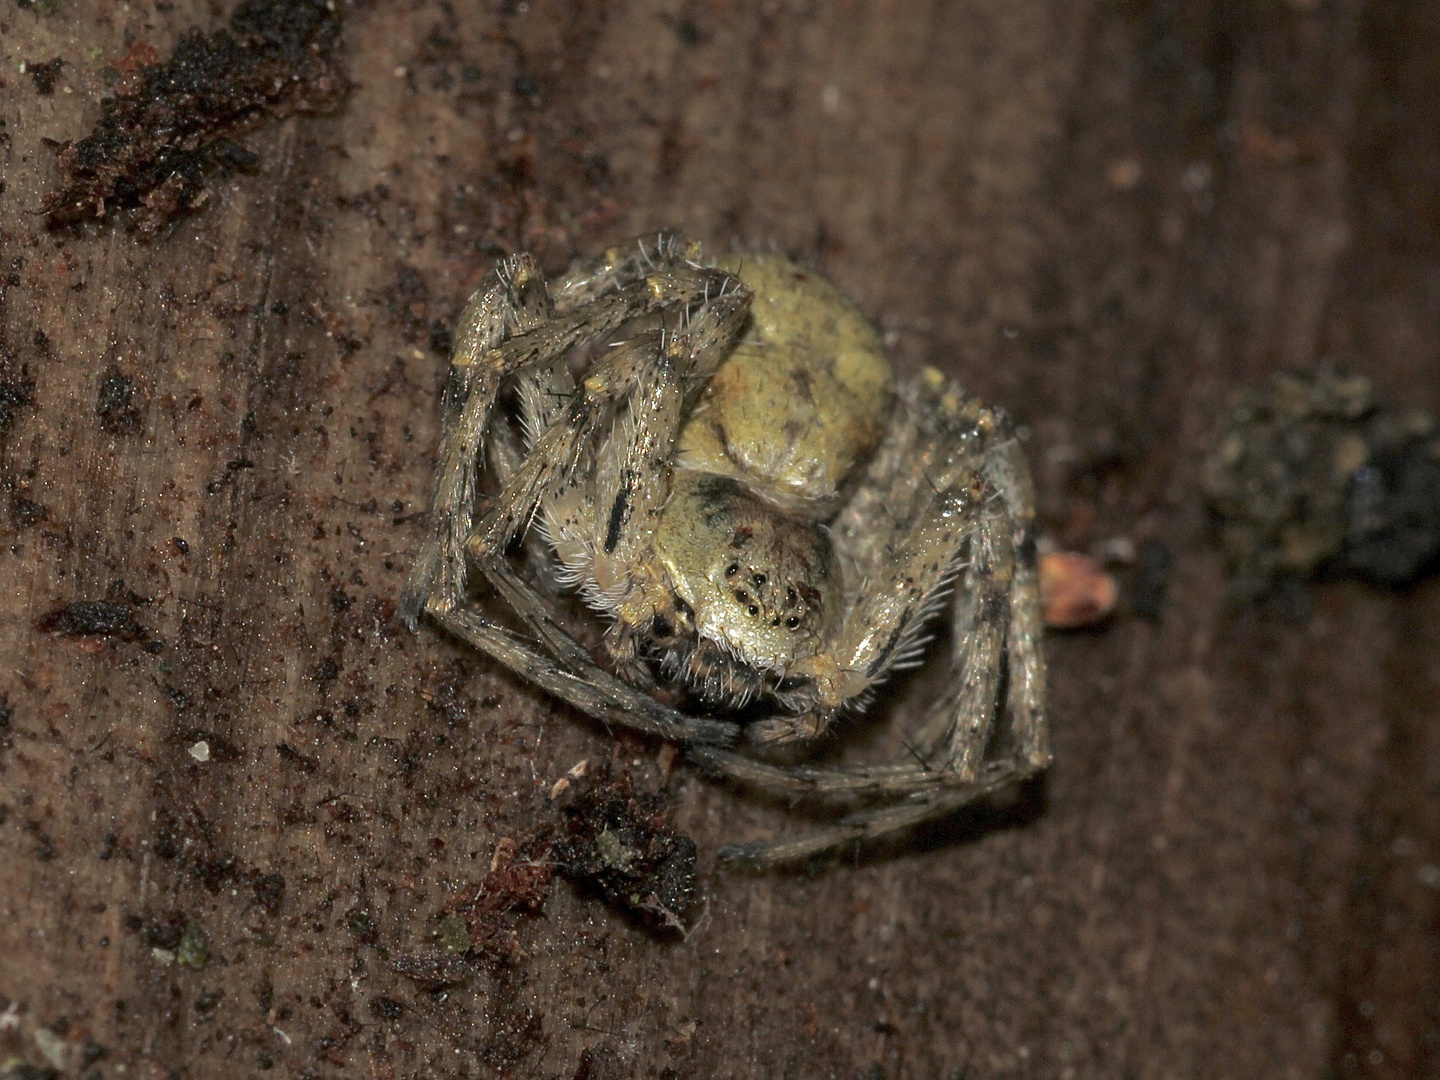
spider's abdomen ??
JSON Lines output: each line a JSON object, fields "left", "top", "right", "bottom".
{"left": 673, "top": 254, "right": 895, "bottom": 513}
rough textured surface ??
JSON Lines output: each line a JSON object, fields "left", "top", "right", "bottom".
{"left": 1, "top": 2, "right": 1437, "bottom": 1078}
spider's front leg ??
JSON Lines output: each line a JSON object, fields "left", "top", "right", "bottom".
{"left": 400, "top": 254, "right": 552, "bottom": 629}
{"left": 439, "top": 286, "right": 754, "bottom": 746}
{"left": 401, "top": 244, "right": 730, "bottom": 630}
{"left": 748, "top": 466, "right": 997, "bottom": 745}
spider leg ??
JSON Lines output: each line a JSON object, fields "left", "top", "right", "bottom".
{"left": 433, "top": 607, "right": 736, "bottom": 745}
{"left": 984, "top": 430, "right": 1049, "bottom": 768}
{"left": 750, "top": 371, "right": 1004, "bottom": 746}
{"left": 402, "top": 261, "right": 739, "bottom": 629}
{"left": 400, "top": 254, "right": 552, "bottom": 629}
{"left": 694, "top": 371, "right": 1048, "bottom": 864}
{"left": 551, "top": 230, "right": 703, "bottom": 311}
{"left": 451, "top": 293, "right": 753, "bottom": 747}
{"left": 709, "top": 759, "right": 1035, "bottom": 867}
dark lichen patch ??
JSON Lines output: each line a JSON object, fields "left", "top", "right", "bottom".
{"left": 96, "top": 367, "right": 144, "bottom": 434}
{"left": 1202, "top": 368, "right": 1440, "bottom": 592}
{"left": 252, "top": 871, "right": 285, "bottom": 914}
{"left": 11, "top": 495, "right": 48, "bottom": 528}
{"left": 0, "top": 363, "right": 36, "bottom": 434}
{"left": 448, "top": 832, "right": 554, "bottom": 965}
{"left": 37, "top": 599, "right": 146, "bottom": 641}
{"left": 43, "top": 0, "right": 350, "bottom": 237}
{"left": 28, "top": 57, "right": 65, "bottom": 95}
{"left": 388, "top": 833, "right": 554, "bottom": 989}
{"left": 553, "top": 770, "right": 697, "bottom": 934}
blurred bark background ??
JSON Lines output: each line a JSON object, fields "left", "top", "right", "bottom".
{"left": 1, "top": 1, "right": 1438, "bottom": 1077}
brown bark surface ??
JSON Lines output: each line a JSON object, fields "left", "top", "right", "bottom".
{"left": 2, "top": 2, "right": 1438, "bottom": 1078}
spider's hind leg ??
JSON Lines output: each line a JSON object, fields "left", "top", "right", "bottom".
{"left": 698, "top": 370, "right": 1049, "bottom": 865}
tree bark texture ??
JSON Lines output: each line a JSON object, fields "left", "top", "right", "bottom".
{"left": 1, "top": 1, "right": 1438, "bottom": 1078}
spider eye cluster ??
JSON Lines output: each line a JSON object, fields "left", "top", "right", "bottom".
{"left": 725, "top": 565, "right": 808, "bottom": 630}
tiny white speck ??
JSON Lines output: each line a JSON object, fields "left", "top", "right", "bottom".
{"left": 188, "top": 740, "right": 210, "bottom": 762}
{"left": 152, "top": 947, "right": 176, "bottom": 965}
{"left": 393, "top": 66, "right": 407, "bottom": 78}
{"left": 1418, "top": 864, "right": 1440, "bottom": 888}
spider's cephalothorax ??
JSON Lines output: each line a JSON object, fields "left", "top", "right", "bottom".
{"left": 401, "top": 234, "right": 1048, "bottom": 866}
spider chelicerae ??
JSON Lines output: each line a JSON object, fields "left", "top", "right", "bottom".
{"left": 400, "top": 233, "right": 1048, "bottom": 866}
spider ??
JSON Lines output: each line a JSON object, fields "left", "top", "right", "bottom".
{"left": 400, "top": 233, "right": 1048, "bottom": 867}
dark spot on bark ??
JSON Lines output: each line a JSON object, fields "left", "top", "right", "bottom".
{"left": 253, "top": 872, "right": 286, "bottom": 914}
{"left": 153, "top": 827, "right": 181, "bottom": 860}
{"left": 480, "top": 1008, "right": 545, "bottom": 1070}
{"left": 43, "top": 0, "right": 350, "bottom": 236}
{"left": 37, "top": 599, "right": 146, "bottom": 641}
{"left": 369, "top": 996, "right": 404, "bottom": 1020}
{"left": 96, "top": 368, "right": 143, "bottom": 434}
{"left": 676, "top": 18, "right": 703, "bottom": 46}
{"left": 12, "top": 495, "right": 48, "bottom": 528}
{"left": 0, "top": 364, "right": 37, "bottom": 433}
{"left": 429, "top": 318, "right": 454, "bottom": 355}
{"left": 29, "top": 57, "right": 65, "bottom": 95}
{"left": 192, "top": 851, "right": 238, "bottom": 892}
{"left": 1129, "top": 538, "right": 1173, "bottom": 619}
{"left": 276, "top": 742, "right": 318, "bottom": 773}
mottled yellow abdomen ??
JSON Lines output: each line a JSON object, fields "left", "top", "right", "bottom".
{"left": 674, "top": 253, "right": 894, "bottom": 513}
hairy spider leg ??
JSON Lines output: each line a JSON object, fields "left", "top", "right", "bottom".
{"left": 409, "top": 248, "right": 756, "bottom": 746}
{"left": 693, "top": 753, "right": 1034, "bottom": 866}
{"left": 400, "top": 253, "right": 552, "bottom": 629}
{"left": 549, "top": 230, "right": 703, "bottom": 312}
{"left": 687, "top": 373, "right": 1050, "bottom": 865}
{"left": 401, "top": 251, "right": 736, "bottom": 627}
{"left": 985, "top": 432, "right": 1049, "bottom": 769}
{"left": 454, "top": 299, "right": 754, "bottom": 745}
